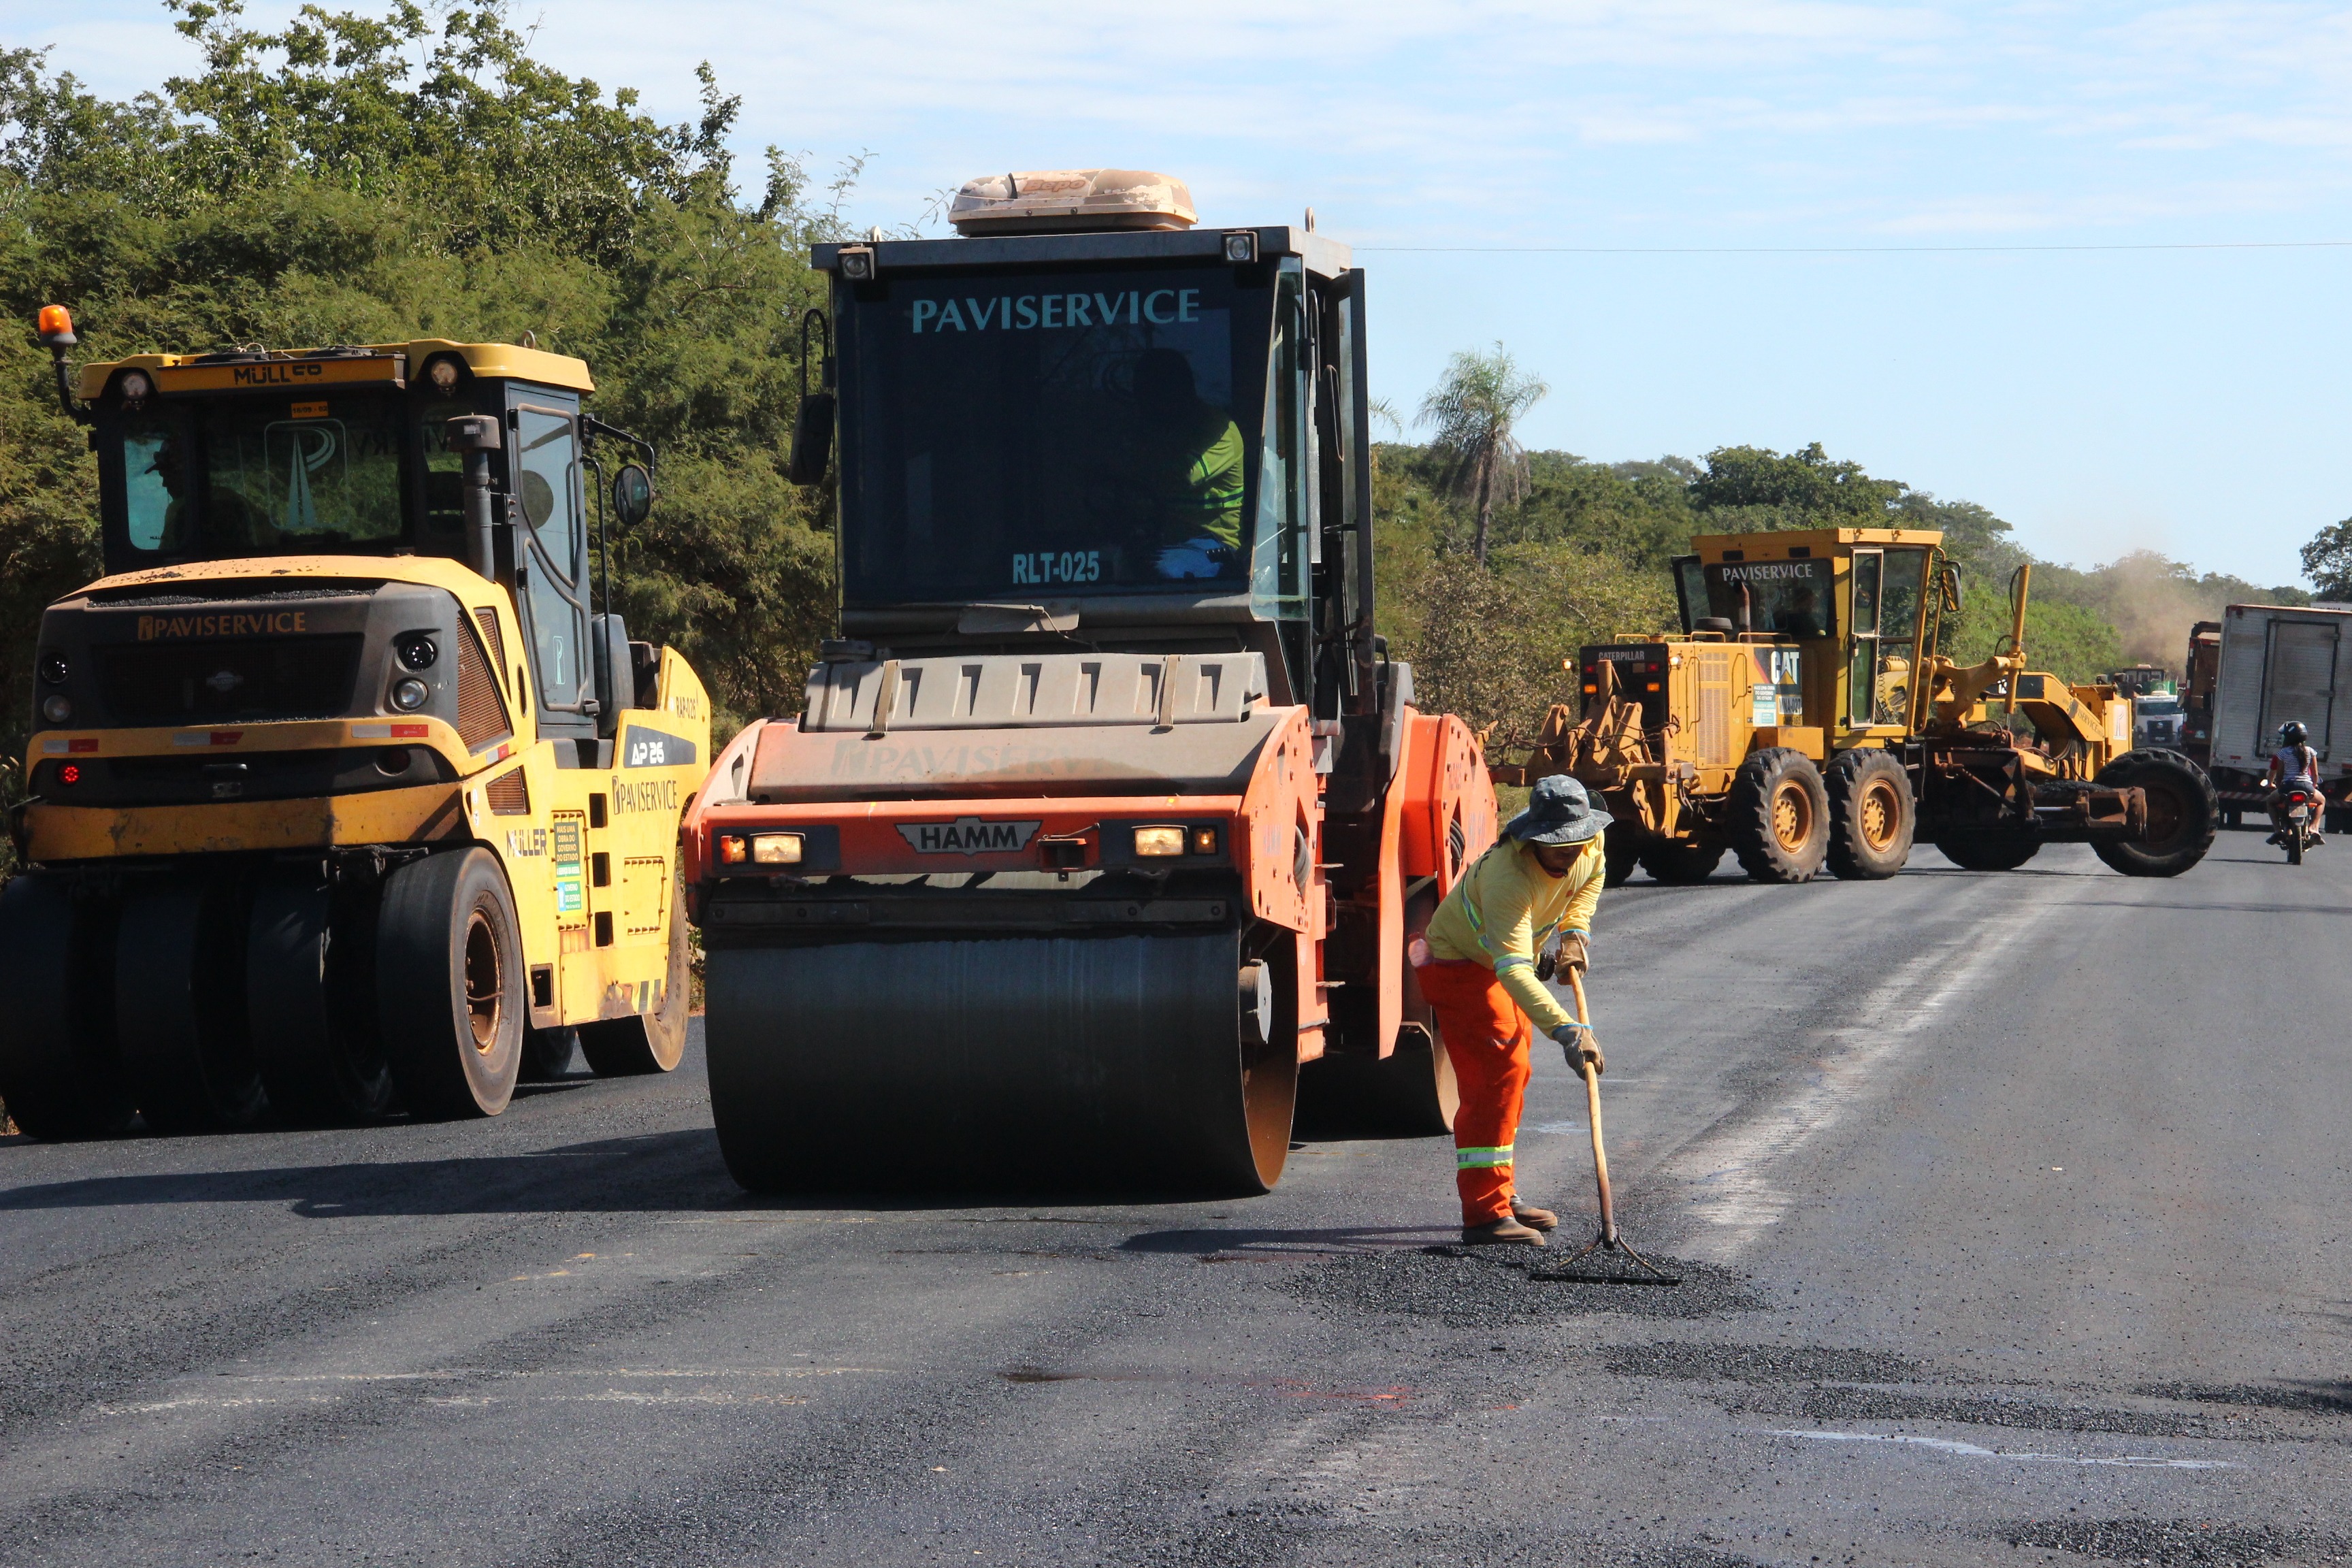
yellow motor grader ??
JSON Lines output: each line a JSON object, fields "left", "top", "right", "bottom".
{"left": 1492, "top": 527, "right": 2215, "bottom": 883}
{"left": 0, "top": 310, "right": 710, "bottom": 1137}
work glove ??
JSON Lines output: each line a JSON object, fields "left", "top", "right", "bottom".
{"left": 1556, "top": 932, "right": 1590, "bottom": 976}
{"left": 1549, "top": 1019, "right": 1604, "bottom": 1078}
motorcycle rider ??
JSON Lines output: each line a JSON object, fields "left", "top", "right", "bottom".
{"left": 2267, "top": 720, "right": 2325, "bottom": 847}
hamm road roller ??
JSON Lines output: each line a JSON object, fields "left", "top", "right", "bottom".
{"left": 0, "top": 314, "right": 709, "bottom": 1137}
{"left": 1492, "top": 527, "right": 2214, "bottom": 883}
{"left": 684, "top": 169, "right": 1498, "bottom": 1193}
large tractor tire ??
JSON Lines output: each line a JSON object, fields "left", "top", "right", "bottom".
{"left": 116, "top": 874, "right": 267, "bottom": 1133}
{"left": 1637, "top": 840, "right": 1725, "bottom": 884}
{"left": 578, "top": 880, "right": 691, "bottom": 1076}
{"left": 376, "top": 847, "right": 525, "bottom": 1118}
{"left": 249, "top": 870, "right": 399, "bottom": 1123}
{"left": 0, "top": 873, "right": 135, "bottom": 1139}
{"left": 1727, "top": 747, "right": 1830, "bottom": 883}
{"left": 1601, "top": 821, "right": 1642, "bottom": 887}
{"left": 708, "top": 929, "right": 1295, "bottom": 1195}
{"left": 2093, "top": 749, "right": 2219, "bottom": 878}
{"left": 1825, "top": 749, "right": 1915, "bottom": 881}
{"left": 1934, "top": 832, "right": 2041, "bottom": 871}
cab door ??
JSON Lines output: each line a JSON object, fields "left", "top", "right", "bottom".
{"left": 506, "top": 392, "right": 595, "bottom": 745}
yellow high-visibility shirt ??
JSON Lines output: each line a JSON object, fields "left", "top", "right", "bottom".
{"left": 1419, "top": 834, "right": 1603, "bottom": 1034}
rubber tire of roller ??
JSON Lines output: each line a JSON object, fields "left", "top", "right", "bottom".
{"left": 519, "top": 1026, "right": 578, "bottom": 1081}
{"left": 1600, "top": 821, "right": 1641, "bottom": 888}
{"left": 1727, "top": 747, "right": 1831, "bottom": 883}
{"left": 1636, "top": 840, "right": 1725, "bottom": 884}
{"left": 1824, "top": 748, "right": 1914, "bottom": 881}
{"left": 2090, "top": 749, "right": 2219, "bottom": 878}
{"left": 249, "top": 871, "right": 399, "bottom": 1124}
{"left": 1293, "top": 892, "right": 1457, "bottom": 1140}
{"left": 707, "top": 930, "right": 1290, "bottom": 1195}
{"left": 1933, "top": 832, "right": 2041, "bottom": 871}
{"left": 0, "top": 872, "right": 136, "bottom": 1139}
{"left": 577, "top": 880, "right": 691, "bottom": 1076}
{"left": 117, "top": 873, "right": 267, "bottom": 1133}
{"left": 376, "top": 847, "right": 524, "bottom": 1118}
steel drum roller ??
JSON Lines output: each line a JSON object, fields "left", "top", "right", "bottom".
{"left": 707, "top": 930, "right": 1295, "bottom": 1194}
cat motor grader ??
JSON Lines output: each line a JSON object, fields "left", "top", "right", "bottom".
{"left": 0, "top": 310, "right": 709, "bottom": 1137}
{"left": 1491, "top": 527, "right": 2215, "bottom": 883}
{"left": 682, "top": 169, "right": 1499, "bottom": 1194}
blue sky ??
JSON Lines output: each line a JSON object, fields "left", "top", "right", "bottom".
{"left": 14, "top": 1, "right": 2352, "bottom": 585}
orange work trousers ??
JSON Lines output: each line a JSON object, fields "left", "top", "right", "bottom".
{"left": 1416, "top": 959, "right": 1533, "bottom": 1226}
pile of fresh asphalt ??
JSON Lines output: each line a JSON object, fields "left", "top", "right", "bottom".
{"left": 1279, "top": 1242, "right": 1762, "bottom": 1324}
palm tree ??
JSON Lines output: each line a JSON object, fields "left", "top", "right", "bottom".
{"left": 1417, "top": 344, "right": 1548, "bottom": 565}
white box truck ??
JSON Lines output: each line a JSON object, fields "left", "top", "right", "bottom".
{"left": 2203, "top": 602, "right": 2352, "bottom": 828}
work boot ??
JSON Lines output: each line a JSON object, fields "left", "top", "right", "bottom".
{"left": 1462, "top": 1218, "right": 1547, "bottom": 1247}
{"left": 1510, "top": 1204, "right": 1559, "bottom": 1232}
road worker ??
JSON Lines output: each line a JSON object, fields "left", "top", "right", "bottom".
{"left": 1413, "top": 772, "right": 1608, "bottom": 1246}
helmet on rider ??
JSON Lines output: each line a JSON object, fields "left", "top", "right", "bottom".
{"left": 2283, "top": 721, "right": 2309, "bottom": 747}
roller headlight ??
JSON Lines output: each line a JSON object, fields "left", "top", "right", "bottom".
{"left": 390, "top": 676, "right": 430, "bottom": 712}
{"left": 1133, "top": 825, "right": 1186, "bottom": 858}
{"left": 719, "top": 834, "right": 748, "bottom": 864}
{"left": 40, "top": 695, "right": 70, "bottom": 725}
{"left": 751, "top": 832, "right": 804, "bottom": 866}
{"left": 395, "top": 634, "right": 438, "bottom": 670}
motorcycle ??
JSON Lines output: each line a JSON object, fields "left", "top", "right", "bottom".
{"left": 2279, "top": 783, "right": 2323, "bottom": 865}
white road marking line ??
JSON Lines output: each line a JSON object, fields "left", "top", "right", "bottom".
{"left": 1664, "top": 885, "right": 2068, "bottom": 1258}
{"left": 1763, "top": 1429, "right": 2235, "bottom": 1469}
{"left": 220, "top": 1366, "right": 885, "bottom": 1382}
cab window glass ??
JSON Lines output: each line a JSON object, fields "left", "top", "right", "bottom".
{"left": 513, "top": 406, "right": 584, "bottom": 708}
{"left": 201, "top": 395, "right": 406, "bottom": 548}
{"left": 115, "top": 408, "right": 195, "bottom": 553}
{"left": 1250, "top": 268, "right": 1307, "bottom": 621}
{"left": 416, "top": 399, "right": 472, "bottom": 542}
{"left": 514, "top": 408, "right": 581, "bottom": 580}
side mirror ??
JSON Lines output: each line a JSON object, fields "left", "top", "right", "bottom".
{"left": 612, "top": 463, "right": 653, "bottom": 528}
{"left": 1940, "top": 562, "right": 1963, "bottom": 614}
{"left": 787, "top": 390, "right": 835, "bottom": 487}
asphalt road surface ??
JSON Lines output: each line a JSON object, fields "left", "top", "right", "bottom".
{"left": 4, "top": 830, "right": 2349, "bottom": 1567}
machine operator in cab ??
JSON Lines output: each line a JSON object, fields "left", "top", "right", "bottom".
{"left": 1130, "top": 347, "right": 1243, "bottom": 578}
{"left": 1413, "top": 774, "right": 1610, "bottom": 1246}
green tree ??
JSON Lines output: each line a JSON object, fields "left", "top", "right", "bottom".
{"left": 1687, "top": 441, "right": 1906, "bottom": 530}
{"left": 0, "top": 0, "right": 853, "bottom": 748}
{"left": 1416, "top": 343, "right": 1547, "bottom": 565}
{"left": 2302, "top": 517, "right": 2352, "bottom": 600}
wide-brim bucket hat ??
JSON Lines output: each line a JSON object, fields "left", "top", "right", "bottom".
{"left": 1503, "top": 773, "right": 1612, "bottom": 846}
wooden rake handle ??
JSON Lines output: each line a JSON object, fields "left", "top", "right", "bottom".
{"left": 1567, "top": 968, "right": 1616, "bottom": 1247}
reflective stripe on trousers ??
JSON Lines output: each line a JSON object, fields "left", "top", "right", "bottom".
{"left": 1415, "top": 958, "right": 1534, "bottom": 1226}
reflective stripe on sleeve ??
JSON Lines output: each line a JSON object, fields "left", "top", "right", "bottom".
{"left": 1492, "top": 954, "right": 1535, "bottom": 975}
{"left": 1455, "top": 1145, "right": 1514, "bottom": 1169}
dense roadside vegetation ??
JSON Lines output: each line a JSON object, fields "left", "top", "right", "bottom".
{"left": 0, "top": 0, "right": 2321, "bottom": 766}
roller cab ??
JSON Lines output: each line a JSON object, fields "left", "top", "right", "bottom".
{"left": 0, "top": 327, "right": 710, "bottom": 1139}
{"left": 683, "top": 172, "right": 1499, "bottom": 1194}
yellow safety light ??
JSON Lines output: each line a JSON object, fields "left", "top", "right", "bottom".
{"left": 37, "top": 304, "right": 74, "bottom": 346}
{"left": 751, "top": 832, "right": 804, "bottom": 866}
{"left": 719, "top": 834, "right": 748, "bottom": 864}
{"left": 1133, "top": 826, "right": 1186, "bottom": 858}
{"left": 1189, "top": 826, "right": 1220, "bottom": 856}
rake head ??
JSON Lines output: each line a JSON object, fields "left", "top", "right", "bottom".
{"left": 1531, "top": 1229, "right": 1682, "bottom": 1287}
